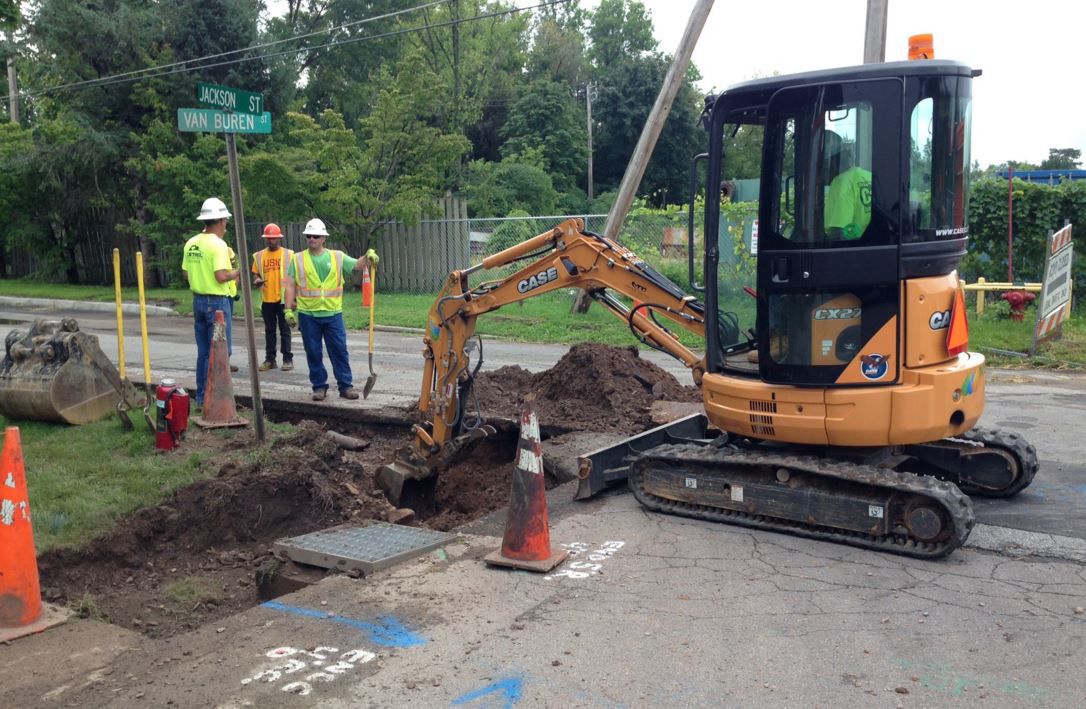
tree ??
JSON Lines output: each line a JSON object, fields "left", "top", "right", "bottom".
{"left": 591, "top": 55, "right": 706, "bottom": 205}
{"left": 1040, "top": 148, "right": 1082, "bottom": 170}
{"left": 587, "top": 0, "right": 655, "bottom": 68}
{"left": 463, "top": 158, "right": 558, "bottom": 217}
{"left": 501, "top": 79, "right": 587, "bottom": 192}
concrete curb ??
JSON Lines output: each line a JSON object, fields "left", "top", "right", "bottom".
{"left": 0, "top": 296, "right": 178, "bottom": 317}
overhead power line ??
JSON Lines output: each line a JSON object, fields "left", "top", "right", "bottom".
{"left": 8, "top": 0, "right": 571, "bottom": 104}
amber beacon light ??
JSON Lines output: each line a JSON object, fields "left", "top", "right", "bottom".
{"left": 908, "top": 33, "right": 935, "bottom": 60}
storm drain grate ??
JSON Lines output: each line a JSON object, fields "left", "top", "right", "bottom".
{"left": 273, "top": 523, "right": 457, "bottom": 575}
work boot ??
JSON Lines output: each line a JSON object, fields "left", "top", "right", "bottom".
{"left": 312, "top": 389, "right": 327, "bottom": 401}
{"left": 281, "top": 360, "right": 294, "bottom": 371}
{"left": 230, "top": 364, "right": 239, "bottom": 373}
{"left": 259, "top": 361, "right": 276, "bottom": 371}
{"left": 339, "top": 387, "right": 360, "bottom": 400}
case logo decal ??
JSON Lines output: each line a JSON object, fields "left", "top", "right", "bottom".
{"left": 929, "top": 309, "right": 951, "bottom": 330}
{"left": 860, "top": 353, "right": 890, "bottom": 380}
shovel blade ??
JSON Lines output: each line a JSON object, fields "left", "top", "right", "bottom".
{"left": 363, "top": 373, "right": 377, "bottom": 399}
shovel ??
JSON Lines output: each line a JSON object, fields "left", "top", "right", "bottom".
{"left": 363, "top": 259, "right": 378, "bottom": 398}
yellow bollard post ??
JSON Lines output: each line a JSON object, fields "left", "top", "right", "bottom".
{"left": 135, "top": 252, "right": 152, "bottom": 390}
{"left": 136, "top": 252, "right": 155, "bottom": 432}
{"left": 976, "top": 276, "right": 986, "bottom": 316}
{"left": 112, "top": 249, "right": 126, "bottom": 380}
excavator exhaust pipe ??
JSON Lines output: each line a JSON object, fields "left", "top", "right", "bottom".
{"left": 0, "top": 318, "right": 140, "bottom": 425}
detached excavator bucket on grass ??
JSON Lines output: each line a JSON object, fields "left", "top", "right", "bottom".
{"left": 0, "top": 318, "right": 143, "bottom": 425}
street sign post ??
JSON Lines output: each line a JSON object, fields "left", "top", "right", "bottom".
{"left": 177, "top": 108, "right": 271, "bottom": 134}
{"left": 1031, "top": 223, "right": 1075, "bottom": 353}
{"left": 175, "top": 83, "right": 272, "bottom": 440}
{"left": 197, "top": 82, "right": 263, "bottom": 115}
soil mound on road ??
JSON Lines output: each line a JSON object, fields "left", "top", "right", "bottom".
{"left": 472, "top": 343, "right": 700, "bottom": 433}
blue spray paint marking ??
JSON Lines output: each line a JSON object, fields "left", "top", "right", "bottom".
{"left": 261, "top": 601, "right": 427, "bottom": 647}
{"left": 452, "top": 677, "right": 523, "bottom": 708}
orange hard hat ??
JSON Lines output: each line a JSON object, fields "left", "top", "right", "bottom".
{"left": 262, "top": 223, "right": 283, "bottom": 238}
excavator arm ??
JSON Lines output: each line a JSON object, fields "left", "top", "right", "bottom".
{"left": 377, "top": 218, "right": 714, "bottom": 510}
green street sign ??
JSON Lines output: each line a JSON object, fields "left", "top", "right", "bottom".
{"left": 177, "top": 108, "right": 272, "bottom": 134}
{"left": 196, "top": 82, "right": 264, "bottom": 115}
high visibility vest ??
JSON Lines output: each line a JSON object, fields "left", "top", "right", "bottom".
{"left": 254, "top": 248, "right": 293, "bottom": 303}
{"left": 293, "top": 250, "right": 345, "bottom": 312}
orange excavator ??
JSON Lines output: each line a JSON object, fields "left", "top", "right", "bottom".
{"left": 378, "top": 57, "right": 1037, "bottom": 558}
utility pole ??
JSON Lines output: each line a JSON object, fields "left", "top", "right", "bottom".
{"left": 585, "top": 82, "right": 594, "bottom": 201}
{"left": 6, "top": 32, "right": 17, "bottom": 124}
{"left": 863, "top": 0, "right": 889, "bottom": 63}
{"left": 571, "top": 0, "right": 715, "bottom": 313}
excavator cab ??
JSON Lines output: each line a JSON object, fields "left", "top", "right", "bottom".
{"left": 700, "top": 61, "right": 989, "bottom": 447}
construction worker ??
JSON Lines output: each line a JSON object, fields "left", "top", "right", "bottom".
{"left": 251, "top": 223, "right": 294, "bottom": 371}
{"left": 181, "top": 197, "right": 241, "bottom": 407}
{"left": 823, "top": 130, "right": 872, "bottom": 240}
{"left": 283, "top": 218, "right": 362, "bottom": 401}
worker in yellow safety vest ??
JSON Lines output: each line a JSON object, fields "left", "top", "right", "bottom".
{"left": 283, "top": 218, "right": 376, "bottom": 401}
{"left": 181, "top": 197, "right": 242, "bottom": 406}
{"left": 251, "top": 223, "right": 295, "bottom": 372}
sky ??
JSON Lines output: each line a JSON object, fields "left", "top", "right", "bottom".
{"left": 635, "top": 0, "right": 1084, "bottom": 169}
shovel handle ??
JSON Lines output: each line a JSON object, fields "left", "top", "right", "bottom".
{"left": 367, "top": 261, "right": 377, "bottom": 355}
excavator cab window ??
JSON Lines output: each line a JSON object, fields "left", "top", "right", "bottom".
{"left": 905, "top": 77, "right": 972, "bottom": 242}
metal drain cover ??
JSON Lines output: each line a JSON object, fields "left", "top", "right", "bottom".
{"left": 273, "top": 523, "right": 456, "bottom": 575}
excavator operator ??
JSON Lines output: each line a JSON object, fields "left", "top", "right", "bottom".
{"left": 823, "top": 130, "right": 872, "bottom": 240}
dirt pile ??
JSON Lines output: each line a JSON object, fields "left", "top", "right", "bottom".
{"left": 472, "top": 343, "right": 700, "bottom": 434}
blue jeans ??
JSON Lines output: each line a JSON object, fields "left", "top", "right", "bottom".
{"left": 192, "top": 294, "right": 233, "bottom": 404}
{"left": 298, "top": 312, "right": 352, "bottom": 393}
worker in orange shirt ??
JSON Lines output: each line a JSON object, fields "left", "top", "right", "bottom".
{"left": 250, "top": 223, "right": 295, "bottom": 371}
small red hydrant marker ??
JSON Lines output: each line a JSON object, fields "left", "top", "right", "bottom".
{"left": 1001, "top": 290, "right": 1036, "bottom": 321}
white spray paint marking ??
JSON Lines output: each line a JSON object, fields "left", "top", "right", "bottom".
{"left": 4, "top": 471, "right": 15, "bottom": 488}
{"left": 1, "top": 498, "right": 15, "bottom": 525}
{"left": 544, "top": 540, "right": 625, "bottom": 580}
{"left": 239, "top": 646, "right": 377, "bottom": 697}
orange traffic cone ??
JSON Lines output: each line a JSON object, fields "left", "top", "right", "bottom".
{"left": 0, "top": 427, "right": 69, "bottom": 642}
{"left": 194, "top": 310, "right": 247, "bottom": 429}
{"left": 484, "top": 407, "right": 569, "bottom": 572}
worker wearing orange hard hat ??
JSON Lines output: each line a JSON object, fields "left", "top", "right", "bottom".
{"left": 251, "top": 223, "right": 295, "bottom": 371}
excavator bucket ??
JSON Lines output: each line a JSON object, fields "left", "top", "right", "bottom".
{"left": 376, "top": 424, "right": 497, "bottom": 513}
{"left": 0, "top": 318, "right": 140, "bottom": 425}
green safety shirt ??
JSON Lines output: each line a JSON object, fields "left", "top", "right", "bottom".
{"left": 287, "top": 249, "right": 358, "bottom": 317}
{"left": 181, "top": 232, "right": 233, "bottom": 296}
{"left": 824, "top": 166, "right": 873, "bottom": 240}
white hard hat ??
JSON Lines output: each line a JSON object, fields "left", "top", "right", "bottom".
{"left": 303, "top": 218, "right": 329, "bottom": 237}
{"left": 197, "top": 197, "right": 232, "bottom": 221}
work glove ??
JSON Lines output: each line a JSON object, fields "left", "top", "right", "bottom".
{"left": 365, "top": 248, "right": 379, "bottom": 265}
{"left": 284, "top": 309, "right": 298, "bottom": 329}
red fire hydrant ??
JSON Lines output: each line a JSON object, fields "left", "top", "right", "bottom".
{"left": 1001, "top": 290, "right": 1036, "bottom": 321}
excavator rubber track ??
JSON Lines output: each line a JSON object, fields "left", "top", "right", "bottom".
{"left": 629, "top": 443, "right": 975, "bottom": 559}
{"left": 942, "top": 426, "right": 1039, "bottom": 498}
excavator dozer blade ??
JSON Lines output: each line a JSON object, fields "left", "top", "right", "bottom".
{"left": 0, "top": 318, "right": 135, "bottom": 425}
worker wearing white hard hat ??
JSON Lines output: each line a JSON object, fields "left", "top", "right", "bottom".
{"left": 283, "top": 217, "right": 369, "bottom": 401}
{"left": 181, "top": 197, "right": 241, "bottom": 406}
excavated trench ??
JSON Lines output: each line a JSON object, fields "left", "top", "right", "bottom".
{"left": 38, "top": 344, "right": 701, "bottom": 638}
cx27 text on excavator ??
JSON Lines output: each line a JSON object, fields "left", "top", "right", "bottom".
{"left": 378, "top": 57, "right": 1038, "bottom": 559}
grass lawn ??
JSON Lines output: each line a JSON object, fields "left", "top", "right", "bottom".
{"left": 3, "top": 414, "right": 294, "bottom": 553}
